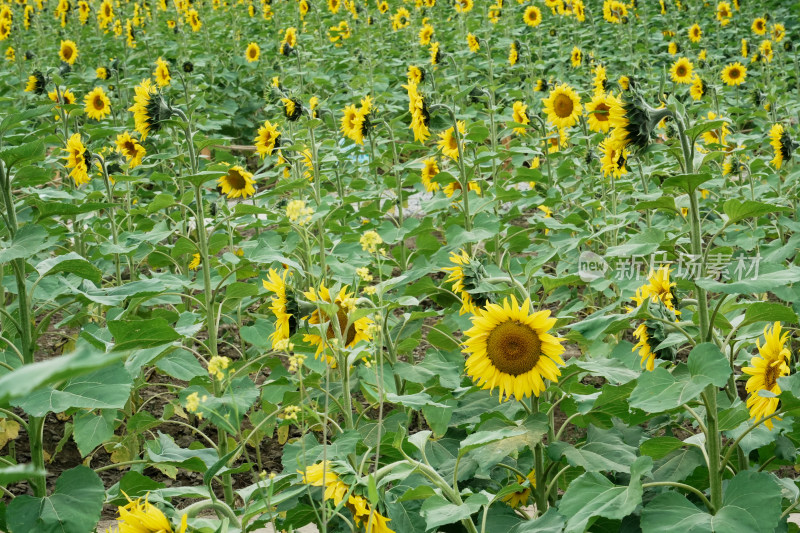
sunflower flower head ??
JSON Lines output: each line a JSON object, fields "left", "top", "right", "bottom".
{"left": 218, "top": 165, "right": 256, "bottom": 199}
{"left": 442, "top": 249, "right": 488, "bottom": 315}
{"left": 128, "top": 78, "right": 171, "bottom": 140}
{"left": 769, "top": 123, "right": 795, "bottom": 170}
{"left": 115, "top": 493, "right": 187, "bottom": 533}
{"left": 263, "top": 268, "right": 299, "bottom": 349}
{"left": 63, "top": 133, "right": 92, "bottom": 186}
{"left": 743, "top": 322, "right": 792, "bottom": 429}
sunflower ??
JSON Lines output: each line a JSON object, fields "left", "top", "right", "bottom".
{"left": 488, "top": 3, "right": 501, "bottom": 23}
{"left": 508, "top": 42, "right": 518, "bottom": 66}
{"left": 690, "top": 75, "right": 706, "bottom": 100}
{"left": 341, "top": 104, "right": 364, "bottom": 141}
{"left": 419, "top": 23, "right": 433, "bottom": 46}
{"left": 421, "top": 158, "right": 440, "bottom": 192}
{"left": 63, "top": 133, "right": 91, "bottom": 186}
{"left": 523, "top": 5, "right": 541, "bottom": 27}
{"left": 602, "top": 0, "right": 627, "bottom": 23}
{"left": 115, "top": 131, "right": 146, "bottom": 168}
{"left": 607, "top": 93, "right": 656, "bottom": 152}
{"left": 688, "top": 23, "right": 702, "bottom": 43}
{"left": 542, "top": 83, "right": 582, "bottom": 129}
{"left": 502, "top": 471, "right": 536, "bottom": 509}
{"left": 443, "top": 249, "right": 486, "bottom": 315}
{"left": 618, "top": 75, "right": 631, "bottom": 91}
{"left": 632, "top": 323, "right": 656, "bottom": 371}
{"left": 454, "top": 0, "right": 473, "bottom": 13}
{"left": 187, "top": 8, "right": 201, "bottom": 31}
{"left": 96, "top": 66, "right": 108, "bottom": 80}
{"left": 426, "top": 41, "right": 441, "bottom": 65}
{"left": 255, "top": 120, "right": 280, "bottom": 157}
{"left": 700, "top": 112, "right": 730, "bottom": 147}
{"left": 281, "top": 97, "right": 303, "bottom": 121}
{"left": 262, "top": 268, "right": 296, "bottom": 349}
{"left": 25, "top": 71, "right": 46, "bottom": 94}
{"left": 115, "top": 494, "right": 187, "bottom": 533}
{"left": 718, "top": 62, "right": 746, "bottom": 87}
{"left": 716, "top": 1, "right": 731, "bottom": 25}
{"left": 769, "top": 124, "right": 793, "bottom": 169}
{"left": 128, "top": 78, "right": 162, "bottom": 140}
{"left": 303, "top": 284, "right": 373, "bottom": 365}
{"left": 407, "top": 65, "right": 424, "bottom": 84}
{"left": 742, "top": 322, "right": 791, "bottom": 430}
{"left": 84, "top": 86, "right": 111, "bottom": 120}
{"left": 390, "top": 7, "right": 410, "bottom": 30}
{"left": 642, "top": 266, "right": 679, "bottom": 314}
{"left": 5, "top": 46, "right": 14, "bottom": 62}
{"left": 463, "top": 296, "right": 565, "bottom": 401}
{"left": 377, "top": 0, "right": 389, "bottom": 14}
{"left": 48, "top": 87, "right": 75, "bottom": 106}
{"left": 443, "top": 180, "right": 481, "bottom": 199}
{"left": 511, "top": 101, "right": 529, "bottom": 135}
{"left": 154, "top": 57, "right": 171, "bottom": 87}
{"left": 405, "top": 82, "right": 431, "bottom": 142}
{"left": 759, "top": 39, "right": 773, "bottom": 63}
{"left": 546, "top": 128, "right": 569, "bottom": 153}
{"left": 533, "top": 78, "right": 548, "bottom": 92}
{"left": 58, "top": 39, "right": 78, "bottom": 65}
{"left": 570, "top": 46, "right": 581, "bottom": 68}
{"left": 592, "top": 64, "right": 608, "bottom": 95}
{"left": 218, "top": 165, "right": 256, "bottom": 199}
{"left": 328, "top": 0, "right": 340, "bottom": 13}
{"left": 467, "top": 32, "right": 480, "bottom": 53}
{"left": 299, "top": 0, "right": 309, "bottom": 17}
{"left": 668, "top": 41, "right": 678, "bottom": 55}
{"left": 437, "top": 121, "right": 466, "bottom": 161}
{"left": 771, "top": 23, "right": 785, "bottom": 42}
{"left": 586, "top": 93, "right": 612, "bottom": 133}
{"left": 752, "top": 17, "right": 766, "bottom": 35}
{"left": 669, "top": 57, "right": 693, "bottom": 84}
{"left": 598, "top": 138, "right": 628, "bottom": 178}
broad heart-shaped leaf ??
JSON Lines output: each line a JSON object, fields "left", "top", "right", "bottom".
{"left": 641, "top": 471, "right": 782, "bottom": 533}
{"left": 0, "top": 343, "right": 126, "bottom": 405}
{"left": 73, "top": 410, "right": 116, "bottom": 457}
{"left": 606, "top": 228, "right": 665, "bottom": 257}
{"left": 0, "top": 138, "right": 45, "bottom": 170}
{"left": 723, "top": 199, "right": 791, "bottom": 225}
{"left": 6, "top": 466, "right": 104, "bottom": 533}
{"left": 180, "top": 170, "right": 226, "bottom": 187}
{"left": 146, "top": 431, "right": 219, "bottom": 472}
{"left": 420, "top": 493, "right": 486, "bottom": 530}
{"left": 558, "top": 456, "right": 652, "bottom": 533}
{"left": 548, "top": 425, "right": 639, "bottom": 474}
{"left": 661, "top": 173, "right": 713, "bottom": 193}
{"left": 0, "top": 464, "right": 46, "bottom": 485}
{"left": 0, "top": 225, "right": 53, "bottom": 263}
{"left": 13, "top": 363, "right": 133, "bottom": 417}
{"left": 696, "top": 266, "right": 800, "bottom": 295}
{"left": 740, "top": 302, "right": 798, "bottom": 328}
{"left": 509, "top": 508, "right": 566, "bottom": 533}
{"left": 108, "top": 317, "right": 182, "bottom": 351}
{"left": 34, "top": 252, "right": 102, "bottom": 285}
{"left": 629, "top": 343, "right": 730, "bottom": 413}
{"left": 459, "top": 426, "right": 527, "bottom": 456}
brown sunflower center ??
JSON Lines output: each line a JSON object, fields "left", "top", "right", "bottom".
{"left": 122, "top": 140, "right": 137, "bottom": 156}
{"left": 63, "top": 46, "right": 73, "bottom": 59}
{"left": 93, "top": 95, "right": 105, "bottom": 110}
{"left": 324, "top": 306, "right": 356, "bottom": 346}
{"left": 226, "top": 169, "right": 246, "bottom": 190}
{"left": 447, "top": 132, "right": 458, "bottom": 151}
{"left": 676, "top": 65, "right": 687, "bottom": 77}
{"left": 594, "top": 103, "right": 610, "bottom": 121}
{"left": 249, "top": 48, "right": 256, "bottom": 58}
{"left": 486, "top": 321, "right": 541, "bottom": 376}
{"left": 729, "top": 68, "right": 741, "bottom": 79}
{"left": 553, "top": 93, "right": 574, "bottom": 118}
{"left": 764, "top": 362, "right": 781, "bottom": 390}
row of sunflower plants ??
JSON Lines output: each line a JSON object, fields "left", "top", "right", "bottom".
{"left": 1, "top": 0, "right": 800, "bottom": 532}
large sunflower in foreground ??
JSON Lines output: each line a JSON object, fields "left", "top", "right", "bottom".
{"left": 669, "top": 57, "right": 693, "bottom": 84}
{"left": 721, "top": 62, "right": 746, "bottom": 86}
{"left": 84, "top": 86, "right": 111, "bottom": 120}
{"left": 542, "top": 83, "right": 582, "bottom": 129}
{"left": 303, "top": 284, "right": 373, "bottom": 365}
{"left": 743, "top": 322, "right": 791, "bottom": 429}
{"left": 58, "top": 39, "right": 78, "bottom": 65}
{"left": 217, "top": 165, "right": 256, "bottom": 199}
{"left": 63, "top": 133, "right": 91, "bottom": 186}
{"left": 115, "top": 131, "right": 146, "bottom": 168}
{"left": 255, "top": 120, "right": 280, "bottom": 157}
{"left": 464, "top": 296, "right": 565, "bottom": 401}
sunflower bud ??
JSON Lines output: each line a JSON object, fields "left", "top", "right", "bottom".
{"left": 183, "top": 61, "right": 194, "bottom": 73}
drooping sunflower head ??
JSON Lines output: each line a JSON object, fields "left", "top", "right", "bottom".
{"left": 128, "top": 78, "right": 170, "bottom": 140}
{"left": 63, "top": 132, "right": 91, "bottom": 186}
{"left": 508, "top": 41, "right": 519, "bottom": 66}
{"left": 502, "top": 470, "right": 536, "bottom": 509}
{"left": 281, "top": 97, "right": 303, "bottom": 121}
{"left": 542, "top": 83, "right": 582, "bottom": 129}
{"left": 442, "top": 249, "right": 489, "bottom": 315}
{"left": 58, "top": 39, "right": 78, "bottom": 65}
{"left": 116, "top": 494, "right": 185, "bottom": 533}
{"left": 642, "top": 265, "right": 679, "bottom": 314}
{"left": 632, "top": 322, "right": 656, "bottom": 371}
{"left": 255, "top": 120, "right": 280, "bottom": 158}
{"left": 245, "top": 42, "right": 260, "bottom": 62}
{"left": 463, "top": 296, "right": 565, "bottom": 401}
{"left": 429, "top": 41, "right": 441, "bottom": 65}
{"left": 25, "top": 70, "right": 46, "bottom": 94}
{"left": 218, "top": 165, "right": 256, "bottom": 199}
{"left": 608, "top": 92, "right": 664, "bottom": 153}
{"left": 407, "top": 65, "right": 424, "bottom": 84}
{"left": 467, "top": 32, "right": 480, "bottom": 53}
{"left": 511, "top": 100, "right": 530, "bottom": 135}
{"left": 690, "top": 75, "right": 706, "bottom": 100}
{"left": 769, "top": 123, "right": 795, "bottom": 169}
{"left": 669, "top": 57, "right": 693, "bottom": 84}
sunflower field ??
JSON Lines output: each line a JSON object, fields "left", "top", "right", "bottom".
{"left": 2, "top": 0, "right": 800, "bottom": 531}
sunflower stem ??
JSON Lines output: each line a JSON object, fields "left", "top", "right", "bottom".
{"left": 531, "top": 395, "right": 547, "bottom": 516}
